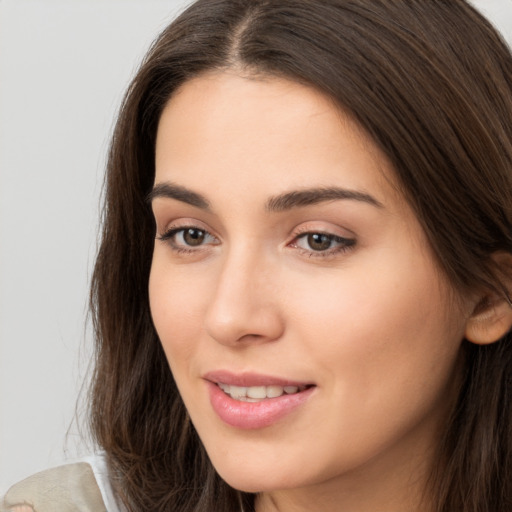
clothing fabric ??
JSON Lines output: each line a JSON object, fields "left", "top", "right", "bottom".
{"left": 1, "top": 454, "right": 123, "bottom": 512}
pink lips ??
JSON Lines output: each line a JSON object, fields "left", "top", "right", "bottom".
{"left": 204, "top": 370, "right": 315, "bottom": 429}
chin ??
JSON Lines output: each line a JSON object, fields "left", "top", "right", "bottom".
{"left": 211, "top": 457, "right": 311, "bottom": 494}
{"left": 219, "top": 473, "right": 286, "bottom": 494}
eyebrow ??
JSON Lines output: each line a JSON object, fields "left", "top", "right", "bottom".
{"left": 148, "top": 182, "right": 211, "bottom": 210}
{"left": 265, "top": 187, "right": 383, "bottom": 211}
{"left": 148, "top": 181, "right": 383, "bottom": 211}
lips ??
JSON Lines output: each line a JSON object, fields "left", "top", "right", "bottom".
{"left": 204, "top": 370, "right": 313, "bottom": 388}
{"left": 218, "top": 383, "right": 307, "bottom": 401}
{"left": 203, "top": 370, "right": 315, "bottom": 429}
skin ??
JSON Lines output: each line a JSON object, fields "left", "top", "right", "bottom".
{"left": 149, "top": 72, "right": 473, "bottom": 512}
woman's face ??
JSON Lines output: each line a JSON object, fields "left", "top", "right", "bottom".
{"left": 149, "top": 72, "right": 470, "bottom": 508}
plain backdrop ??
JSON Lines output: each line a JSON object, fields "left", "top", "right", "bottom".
{"left": 1, "top": 0, "right": 511, "bottom": 494}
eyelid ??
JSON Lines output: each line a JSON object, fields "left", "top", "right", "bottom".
{"left": 156, "top": 218, "right": 220, "bottom": 254}
{"left": 155, "top": 218, "right": 356, "bottom": 259}
{"left": 291, "top": 221, "right": 355, "bottom": 240}
{"left": 156, "top": 216, "right": 215, "bottom": 238}
{"left": 158, "top": 226, "right": 209, "bottom": 240}
{"left": 158, "top": 226, "right": 217, "bottom": 242}
{"left": 288, "top": 223, "right": 357, "bottom": 258}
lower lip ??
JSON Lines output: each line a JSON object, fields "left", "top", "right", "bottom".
{"left": 207, "top": 381, "right": 315, "bottom": 429}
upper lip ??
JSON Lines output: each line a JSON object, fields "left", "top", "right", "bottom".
{"left": 203, "top": 370, "right": 314, "bottom": 388}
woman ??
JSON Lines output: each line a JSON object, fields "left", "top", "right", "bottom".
{"left": 4, "top": 1, "right": 512, "bottom": 511}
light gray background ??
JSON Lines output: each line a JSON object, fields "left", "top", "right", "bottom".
{"left": 1, "top": 0, "right": 511, "bottom": 494}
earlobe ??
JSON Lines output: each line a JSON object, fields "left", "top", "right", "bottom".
{"left": 465, "top": 294, "right": 512, "bottom": 345}
{"left": 465, "top": 252, "right": 512, "bottom": 345}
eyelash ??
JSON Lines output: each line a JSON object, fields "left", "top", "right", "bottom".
{"left": 156, "top": 226, "right": 217, "bottom": 254}
{"left": 291, "top": 229, "right": 356, "bottom": 258}
{"left": 156, "top": 225, "right": 356, "bottom": 258}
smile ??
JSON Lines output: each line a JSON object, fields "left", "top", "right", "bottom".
{"left": 217, "top": 383, "right": 308, "bottom": 402}
{"left": 204, "top": 371, "right": 316, "bottom": 429}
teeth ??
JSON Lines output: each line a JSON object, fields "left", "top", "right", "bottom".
{"left": 218, "top": 383, "right": 305, "bottom": 401}
{"left": 247, "top": 386, "right": 266, "bottom": 399}
{"left": 230, "top": 385, "right": 247, "bottom": 399}
{"left": 267, "top": 385, "right": 284, "bottom": 398}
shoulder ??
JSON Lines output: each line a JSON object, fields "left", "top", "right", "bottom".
{"left": 1, "top": 455, "right": 122, "bottom": 512}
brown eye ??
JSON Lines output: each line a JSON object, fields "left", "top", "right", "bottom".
{"left": 157, "top": 226, "right": 217, "bottom": 250}
{"left": 183, "top": 228, "right": 206, "bottom": 246}
{"left": 293, "top": 231, "right": 356, "bottom": 257}
{"left": 307, "top": 233, "right": 334, "bottom": 251}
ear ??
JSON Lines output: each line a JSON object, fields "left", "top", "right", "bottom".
{"left": 465, "top": 253, "right": 512, "bottom": 345}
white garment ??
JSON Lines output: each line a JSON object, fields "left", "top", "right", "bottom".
{"left": 81, "top": 453, "right": 124, "bottom": 512}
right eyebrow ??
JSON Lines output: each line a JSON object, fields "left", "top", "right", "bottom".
{"left": 147, "top": 182, "right": 211, "bottom": 211}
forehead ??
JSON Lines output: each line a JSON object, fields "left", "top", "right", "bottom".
{"left": 154, "top": 71, "right": 401, "bottom": 210}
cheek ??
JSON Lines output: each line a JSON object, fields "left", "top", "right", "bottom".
{"left": 270, "top": 254, "right": 464, "bottom": 474}
{"left": 287, "top": 247, "right": 464, "bottom": 402}
{"left": 148, "top": 254, "right": 209, "bottom": 367}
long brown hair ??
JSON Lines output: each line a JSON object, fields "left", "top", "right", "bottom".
{"left": 89, "top": 1, "right": 512, "bottom": 510}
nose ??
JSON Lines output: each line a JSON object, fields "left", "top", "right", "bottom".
{"left": 204, "top": 249, "right": 285, "bottom": 346}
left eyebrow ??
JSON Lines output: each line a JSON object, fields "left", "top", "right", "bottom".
{"left": 265, "top": 187, "right": 384, "bottom": 212}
